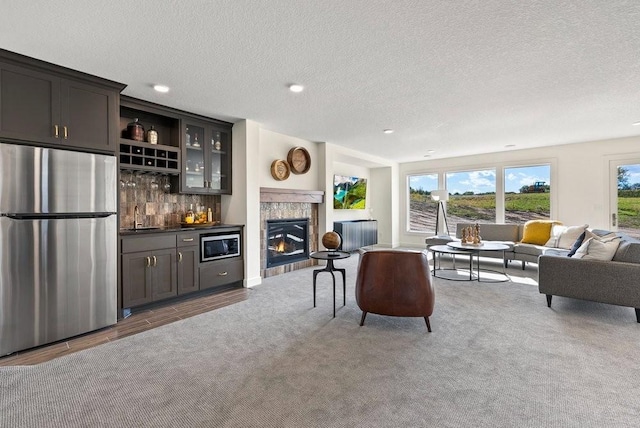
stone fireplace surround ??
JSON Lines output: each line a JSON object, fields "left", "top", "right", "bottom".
{"left": 260, "top": 188, "right": 324, "bottom": 278}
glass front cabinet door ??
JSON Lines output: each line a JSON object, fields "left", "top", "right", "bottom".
{"left": 181, "top": 120, "right": 231, "bottom": 194}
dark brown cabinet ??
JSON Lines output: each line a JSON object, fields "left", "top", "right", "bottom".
{"left": 121, "top": 251, "right": 154, "bottom": 308}
{"left": 180, "top": 119, "right": 232, "bottom": 194}
{"left": 0, "top": 50, "right": 124, "bottom": 153}
{"left": 177, "top": 232, "right": 199, "bottom": 295}
{"left": 119, "top": 97, "right": 181, "bottom": 174}
{"left": 121, "top": 234, "right": 178, "bottom": 308}
{"left": 150, "top": 248, "right": 178, "bottom": 301}
{"left": 119, "top": 96, "right": 232, "bottom": 192}
{"left": 121, "top": 228, "right": 244, "bottom": 309}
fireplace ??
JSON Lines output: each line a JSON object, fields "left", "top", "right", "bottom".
{"left": 266, "top": 218, "right": 310, "bottom": 268}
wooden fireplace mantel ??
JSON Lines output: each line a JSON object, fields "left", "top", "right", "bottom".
{"left": 260, "top": 187, "right": 325, "bottom": 203}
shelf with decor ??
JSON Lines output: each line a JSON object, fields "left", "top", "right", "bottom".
{"left": 119, "top": 96, "right": 232, "bottom": 192}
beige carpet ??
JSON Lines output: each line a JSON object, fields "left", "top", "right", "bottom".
{"left": 1, "top": 254, "right": 639, "bottom": 427}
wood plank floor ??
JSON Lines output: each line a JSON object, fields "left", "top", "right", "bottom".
{"left": 0, "top": 286, "right": 249, "bottom": 367}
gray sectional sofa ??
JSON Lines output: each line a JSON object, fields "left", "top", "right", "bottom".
{"left": 426, "top": 222, "right": 566, "bottom": 269}
{"left": 425, "top": 223, "right": 640, "bottom": 322}
{"left": 539, "top": 235, "right": 640, "bottom": 323}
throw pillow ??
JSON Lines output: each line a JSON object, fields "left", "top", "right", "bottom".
{"left": 544, "top": 224, "right": 566, "bottom": 247}
{"left": 572, "top": 234, "right": 621, "bottom": 260}
{"left": 521, "top": 220, "right": 560, "bottom": 246}
{"left": 556, "top": 224, "right": 589, "bottom": 249}
{"left": 567, "top": 231, "right": 586, "bottom": 257}
{"left": 545, "top": 224, "right": 589, "bottom": 248}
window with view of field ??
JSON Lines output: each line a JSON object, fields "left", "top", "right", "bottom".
{"left": 616, "top": 164, "right": 640, "bottom": 239}
{"left": 504, "top": 165, "right": 551, "bottom": 223}
{"left": 408, "top": 174, "right": 438, "bottom": 232}
{"left": 446, "top": 169, "right": 496, "bottom": 229}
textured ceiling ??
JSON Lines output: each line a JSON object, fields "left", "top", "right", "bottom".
{"left": 1, "top": 0, "right": 639, "bottom": 163}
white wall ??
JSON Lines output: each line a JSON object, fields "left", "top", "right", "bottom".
{"left": 332, "top": 162, "right": 372, "bottom": 222}
{"left": 229, "top": 124, "right": 398, "bottom": 284}
{"left": 259, "top": 129, "right": 320, "bottom": 190}
{"left": 398, "top": 135, "right": 640, "bottom": 248}
{"left": 223, "top": 119, "right": 262, "bottom": 287}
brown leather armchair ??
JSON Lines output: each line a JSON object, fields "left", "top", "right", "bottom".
{"left": 355, "top": 250, "right": 435, "bottom": 331}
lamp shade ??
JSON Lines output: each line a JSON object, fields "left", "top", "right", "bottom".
{"left": 430, "top": 189, "right": 449, "bottom": 202}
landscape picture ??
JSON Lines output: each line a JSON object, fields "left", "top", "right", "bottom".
{"left": 334, "top": 175, "right": 367, "bottom": 209}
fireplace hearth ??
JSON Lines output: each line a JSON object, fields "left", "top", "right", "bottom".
{"left": 266, "top": 218, "right": 310, "bottom": 268}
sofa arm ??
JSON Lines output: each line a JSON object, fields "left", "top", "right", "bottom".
{"left": 538, "top": 255, "right": 640, "bottom": 308}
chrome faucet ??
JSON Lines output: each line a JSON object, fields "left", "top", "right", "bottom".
{"left": 133, "top": 205, "right": 142, "bottom": 230}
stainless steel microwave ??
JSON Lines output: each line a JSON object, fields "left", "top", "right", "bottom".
{"left": 201, "top": 233, "right": 241, "bottom": 262}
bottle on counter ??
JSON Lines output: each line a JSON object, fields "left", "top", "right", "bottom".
{"left": 207, "top": 207, "right": 212, "bottom": 223}
{"left": 185, "top": 204, "right": 195, "bottom": 224}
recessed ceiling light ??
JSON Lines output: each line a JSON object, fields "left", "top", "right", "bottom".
{"left": 289, "top": 84, "right": 304, "bottom": 93}
{"left": 383, "top": 129, "right": 394, "bottom": 134}
{"left": 426, "top": 149, "right": 435, "bottom": 154}
{"left": 153, "top": 84, "right": 170, "bottom": 93}
{"left": 633, "top": 121, "right": 640, "bottom": 126}
{"left": 423, "top": 154, "right": 431, "bottom": 158}
{"left": 505, "top": 144, "right": 516, "bottom": 148}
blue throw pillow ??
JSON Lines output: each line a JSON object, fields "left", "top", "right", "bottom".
{"left": 567, "top": 231, "right": 586, "bottom": 257}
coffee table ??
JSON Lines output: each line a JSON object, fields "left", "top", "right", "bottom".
{"left": 431, "top": 242, "right": 510, "bottom": 282}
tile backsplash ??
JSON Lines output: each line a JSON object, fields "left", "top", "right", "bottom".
{"left": 119, "top": 172, "right": 221, "bottom": 229}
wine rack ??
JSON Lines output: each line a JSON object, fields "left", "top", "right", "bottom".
{"left": 119, "top": 140, "right": 180, "bottom": 173}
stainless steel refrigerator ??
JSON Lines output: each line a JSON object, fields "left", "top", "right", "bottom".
{"left": 0, "top": 143, "right": 117, "bottom": 355}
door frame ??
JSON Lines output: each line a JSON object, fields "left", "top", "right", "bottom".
{"left": 607, "top": 155, "right": 640, "bottom": 232}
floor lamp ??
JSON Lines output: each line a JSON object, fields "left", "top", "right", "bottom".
{"left": 430, "top": 190, "right": 450, "bottom": 237}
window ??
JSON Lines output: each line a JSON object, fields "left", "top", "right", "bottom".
{"left": 408, "top": 173, "right": 438, "bottom": 232}
{"left": 612, "top": 162, "right": 640, "bottom": 239}
{"left": 446, "top": 169, "right": 496, "bottom": 229}
{"left": 504, "top": 164, "right": 551, "bottom": 223}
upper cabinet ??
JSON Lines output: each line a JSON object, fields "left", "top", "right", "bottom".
{"left": 120, "top": 96, "right": 233, "bottom": 195}
{"left": 181, "top": 119, "right": 231, "bottom": 194}
{"left": 0, "top": 49, "right": 125, "bottom": 153}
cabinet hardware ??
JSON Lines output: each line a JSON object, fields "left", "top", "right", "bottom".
{"left": 146, "top": 256, "right": 151, "bottom": 267}
{"left": 612, "top": 213, "right": 617, "bottom": 227}
{"left": 54, "top": 125, "right": 59, "bottom": 138}
{"left": 152, "top": 255, "right": 157, "bottom": 267}
{"left": 178, "top": 252, "right": 183, "bottom": 263}
{"left": 63, "top": 126, "right": 68, "bottom": 139}
{"left": 182, "top": 238, "right": 194, "bottom": 242}
{"left": 218, "top": 271, "right": 228, "bottom": 276}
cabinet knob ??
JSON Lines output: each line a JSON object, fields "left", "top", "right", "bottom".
{"left": 182, "top": 238, "right": 194, "bottom": 242}
{"left": 152, "top": 255, "right": 157, "bottom": 267}
{"left": 217, "top": 271, "right": 228, "bottom": 276}
{"left": 178, "top": 252, "right": 183, "bottom": 263}
{"left": 54, "top": 125, "right": 59, "bottom": 138}
{"left": 63, "top": 126, "right": 68, "bottom": 139}
{"left": 146, "top": 256, "right": 151, "bottom": 267}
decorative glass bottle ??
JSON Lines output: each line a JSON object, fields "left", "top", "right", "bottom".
{"left": 146, "top": 126, "right": 158, "bottom": 144}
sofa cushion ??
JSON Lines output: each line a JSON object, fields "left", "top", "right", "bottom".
{"left": 567, "top": 231, "right": 586, "bottom": 257}
{"left": 573, "top": 235, "right": 621, "bottom": 260}
{"left": 612, "top": 241, "right": 640, "bottom": 264}
{"left": 455, "top": 223, "right": 519, "bottom": 242}
{"left": 521, "top": 220, "right": 559, "bottom": 246}
{"left": 514, "top": 243, "right": 546, "bottom": 256}
{"left": 545, "top": 224, "right": 589, "bottom": 249}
